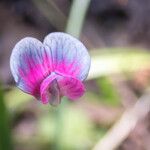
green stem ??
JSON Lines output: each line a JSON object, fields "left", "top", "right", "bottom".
{"left": 66, "top": 0, "right": 91, "bottom": 38}
{"left": 0, "top": 85, "right": 13, "bottom": 150}
{"left": 53, "top": 98, "right": 68, "bottom": 150}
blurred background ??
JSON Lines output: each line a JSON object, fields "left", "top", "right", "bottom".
{"left": 0, "top": 0, "right": 150, "bottom": 150}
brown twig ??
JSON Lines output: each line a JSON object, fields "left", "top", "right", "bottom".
{"left": 93, "top": 91, "right": 150, "bottom": 150}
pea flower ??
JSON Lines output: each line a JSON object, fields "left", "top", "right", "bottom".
{"left": 10, "top": 32, "right": 91, "bottom": 106}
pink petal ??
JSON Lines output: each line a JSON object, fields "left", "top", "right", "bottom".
{"left": 57, "top": 72, "right": 85, "bottom": 100}
{"left": 40, "top": 72, "right": 85, "bottom": 105}
{"left": 40, "top": 72, "right": 61, "bottom": 105}
{"left": 43, "top": 32, "right": 91, "bottom": 81}
{"left": 10, "top": 37, "right": 53, "bottom": 97}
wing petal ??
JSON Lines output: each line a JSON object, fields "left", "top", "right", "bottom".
{"left": 40, "top": 72, "right": 85, "bottom": 105}
{"left": 40, "top": 72, "right": 61, "bottom": 105}
{"left": 56, "top": 72, "right": 85, "bottom": 100}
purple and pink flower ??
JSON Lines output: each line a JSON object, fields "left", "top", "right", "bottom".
{"left": 10, "top": 32, "right": 91, "bottom": 106}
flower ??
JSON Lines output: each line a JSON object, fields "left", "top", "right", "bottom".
{"left": 10, "top": 32, "right": 91, "bottom": 106}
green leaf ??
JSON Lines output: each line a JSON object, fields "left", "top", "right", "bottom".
{"left": 0, "top": 85, "right": 13, "bottom": 150}
{"left": 97, "top": 77, "right": 120, "bottom": 106}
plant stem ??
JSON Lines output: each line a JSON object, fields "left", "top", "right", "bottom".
{"left": 66, "top": 0, "right": 91, "bottom": 38}
{"left": 53, "top": 98, "right": 67, "bottom": 150}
